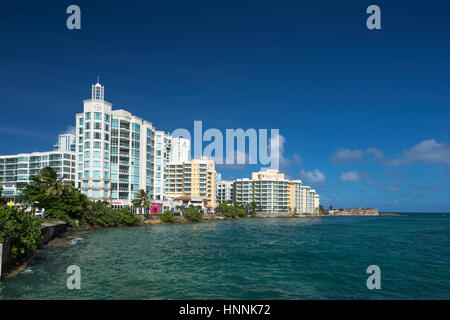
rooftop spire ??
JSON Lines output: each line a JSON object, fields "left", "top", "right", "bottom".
{"left": 91, "top": 77, "right": 104, "bottom": 100}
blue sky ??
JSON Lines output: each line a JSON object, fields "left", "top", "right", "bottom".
{"left": 1, "top": 1, "right": 449, "bottom": 212}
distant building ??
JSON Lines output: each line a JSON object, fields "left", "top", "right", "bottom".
{"left": 0, "top": 150, "right": 76, "bottom": 202}
{"left": 175, "top": 195, "right": 209, "bottom": 211}
{"left": 169, "top": 137, "right": 190, "bottom": 164}
{"left": 54, "top": 133, "right": 76, "bottom": 151}
{"left": 216, "top": 179, "right": 234, "bottom": 204}
{"left": 167, "top": 157, "right": 216, "bottom": 208}
{"left": 234, "top": 169, "right": 319, "bottom": 214}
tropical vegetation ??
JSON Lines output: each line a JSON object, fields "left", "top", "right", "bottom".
{"left": 132, "top": 189, "right": 152, "bottom": 214}
{"left": 183, "top": 205, "right": 204, "bottom": 222}
{"left": 18, "top": 166, "right": 141, "bottom": 227}
{"left": 0, "top": 205, "right": 42, "bottom": 259}
{"left": 215, "top": 202, "right": 247, "bottom": 218}
{"left": 160, "top": 210, "right": 175, "bottom": 223}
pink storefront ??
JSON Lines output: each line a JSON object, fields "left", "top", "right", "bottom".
{"left": 150, "top": 202, "right": 163, "bottom": 214}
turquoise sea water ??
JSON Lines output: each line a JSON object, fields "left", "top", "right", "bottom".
{"left": 0, "top": 213, "right": 449, "bottom": 299}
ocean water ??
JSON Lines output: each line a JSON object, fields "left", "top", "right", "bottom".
{"left": 0, "top": 213, "right": 449, "bottom": 299}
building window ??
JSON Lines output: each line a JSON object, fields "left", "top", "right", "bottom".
{"left": 85, "top": 112, "right": 91, "bottom": 120}
{"left": 94, "top": 112, "right": 102, "bottom": 121}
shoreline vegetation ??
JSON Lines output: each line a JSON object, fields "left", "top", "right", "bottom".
{"left": 1, "top": 166, "right": 402, "bottom": 278}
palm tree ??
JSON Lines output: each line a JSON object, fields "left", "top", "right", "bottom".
{"left": 34, "top": 166, "right": 73, "bottom": 195}
{"left": 132, "top": 189, "right": 150, "bottom": 214}
{"left": 0, "top": 186, "right": 7, "bottom": 206}
{"left": 243, "top": 202, "right": 251, "bottom": 214}
{"left": 250, "top": 202, "right": 258, "bottom": 215}
{"left": 175, "top": 205, "right": 184, "bottom": 216}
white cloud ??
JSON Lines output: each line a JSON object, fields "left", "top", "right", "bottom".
{"left": 331, "top": 147, "right": 384, "bottom": 163}
{"left": 274, "top": 134, "right": 302, "bottom": 167}
{"left": 384, "top": 139, "right": 450, "bottom": 167}
{"left": 340, "top": 171, "right": 365, "bottom": 182}
{"left": 261, "top": 133, "right": 302, "bottom": 171}
{"left": 63, "top": 125, "right": 76, "bottom": 136}
{"left": 366, "top": 180, "right": 400, "bottom": 193}
{"left": 300, "top": 169, "right": 326, "bottom": 184}
{"left": 366, "top": 147, "right": 384, "bottom": 159}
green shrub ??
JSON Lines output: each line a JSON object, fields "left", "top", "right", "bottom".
{"left": 184, "top": 205, "right": 203, "bottom": 222}
{"left": 236, "top": 208, "right": 247, "bottom": 217}
{"left": 45, "top": 208, "right": 73, "bottom": 225}
{"left": 215, "top": 203, "right": 247, "bottom": 218}
{"left": 117, "top": 207, "right": 141, "bottom": 225}
{"left": 0, "top": 206, "right": 42, "bottom": 258}
{"left": 80, "top": 201, "right": 140, "bottom": 227}
{"left": 160, "top": 210, "right": 175, "bottom": 223}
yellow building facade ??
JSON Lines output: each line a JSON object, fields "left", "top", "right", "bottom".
{"left": 167, "top": 157, "right": 216, "bottom": 208}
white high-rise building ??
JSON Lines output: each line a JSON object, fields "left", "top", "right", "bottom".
{"left": 75, "top": 80, "right": 166, "bottom": 207}
{"left": 54, "top": 133, "right": 76, "bottom": 151}
{"left": 234, "top": 170, "right": 319, "bottom": 214}
{"left": 152, "top": 130, "right": 172, "bottom": 201}
{"left": 216, "top": 179, "right": 234, "bottom": 204}
{"left": 0, "top": 150, "right": 76, "bottom": 202}
{"left": 169, "top": 137, "right": 190, "bottom": 164}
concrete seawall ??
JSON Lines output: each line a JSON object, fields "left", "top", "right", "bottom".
{"left": 1, "top": 221, "right": 67, "bottom": 278}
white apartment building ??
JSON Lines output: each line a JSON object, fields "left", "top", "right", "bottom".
{"left": 234, "top": 170, "right": 319, "bottom": 214}
{"left": 75, "top": 81, "right": 173, "bottom": 207}
{"left": 54, "top": 133, "right": 76, "bottom": 152}
{"left": 0, "top": 150, "right": 76, "bottom": 202}
{"left": 153, "top": 130, "right": 172, "bottom": 201}
{"left": 216, "top": 179, "right": 234, "bottom": 204}
{"left": 169, "top": 137, "right": 190, "bottom": 164}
